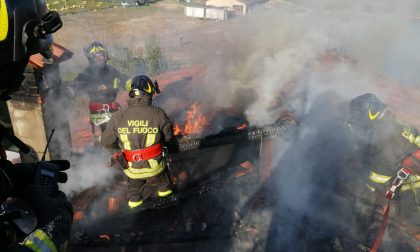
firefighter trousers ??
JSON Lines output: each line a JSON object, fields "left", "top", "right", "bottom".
{"left": 127, "top": 170, "right": 172, "bottom": 203}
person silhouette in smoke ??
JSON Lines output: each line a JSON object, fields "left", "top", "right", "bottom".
{"left": 347, "top": 93, "right": 420, "bottom": 250}
{"left": 263, "top": 92, "right": 361, "bottom": 252}
{"left": 70, "top": 41, "right": 128, "bottom": 139}
{"left": 264, "top": 93, "right": 420, "bottom": 251}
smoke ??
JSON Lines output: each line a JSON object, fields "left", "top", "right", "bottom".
{"left": 60, "top": 150, "right": 118, "bottom": 197}
{"left": 42, "top": 0, "right": 419, "bottom": 249}
{"left": 200, "top": 0, "right": 416, "bottom": 126}
{"left": 194, "top": 0, "right": 419, "bottom": 250}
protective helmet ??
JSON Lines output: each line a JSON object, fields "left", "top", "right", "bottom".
{"left": 0, "top": 0, "right": 62, "bottom": 100}
{"left": 0, "top": 0, "right": 62, "bottom": 65}
{"left": 84, "top": 41, "right": 109, "bottom": 66}
{"left": 126, "top": 75, "right": 160, "bottom": 98}
{"left": 348, "top": 93, "right": 387, "bottom": 131}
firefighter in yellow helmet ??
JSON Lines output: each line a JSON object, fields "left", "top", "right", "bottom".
{"left": 101, "top": 75, "right": 173, "bottom": 209}
{"left": 70, "top": 41, "right": 128, "bottom": 137}
{"left": 348, "top": 93, "right": 420, "bottom": 249}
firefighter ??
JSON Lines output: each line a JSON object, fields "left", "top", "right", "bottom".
{"left": 100, "top": 75, "right": 173, "bottom": 209}
{"left": 348, "top": 93, "right": 420, "bottom": 246}
{"left": 70, "top": 41, "right": 128, "bottom": 137}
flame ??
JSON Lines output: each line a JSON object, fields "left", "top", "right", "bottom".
{"left": 173, "top": 122, "right": 182, "bottom": 136}
{"left": 237, "top": 122, "right": 247, "bottom": 130}
{"left": 184, "top": 103, "right": 209, "bottom": 135}
{"left": 173, "top": 103, "right": 209, "bottom": 136}
{"left": 73, "top": 211, "right": 84, "bottom": 221}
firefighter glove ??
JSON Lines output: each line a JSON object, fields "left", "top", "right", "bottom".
{"left": 3, "top": 160, "right": 70, "bottom": 198}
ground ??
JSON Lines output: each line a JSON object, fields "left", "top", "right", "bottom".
{"left": 55, "top": 0, "right": 227, "bottom": 80}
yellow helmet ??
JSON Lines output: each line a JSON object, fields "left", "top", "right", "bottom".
{"left": 85, "top": 41, "right": 110, "bottom": 61}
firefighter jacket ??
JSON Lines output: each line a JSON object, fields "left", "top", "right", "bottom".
{"left": 364, "top": 113, "right": 420, "bottom": 202}
{"left": 73, "top": 65, "right": 127, "bottom": 103}
{"left": 101, "top": 95, "right": 173, "bottom": 179}
{"left": 73, "top": 65, "right": 128, "bottom": 124}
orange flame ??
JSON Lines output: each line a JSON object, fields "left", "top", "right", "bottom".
{"left": 173, "top": 122, "right": 182, "bottom": 136}
{"left": 184, "top": 103, "right": 209, "bottom": 135}
{"left": 173, "top": 103, "right": 209, "bottom": 136}
{"left": 237, "top": 122, "right": 247, "bottom": 130}
{"left": 73, "top": 211, "right": 84, "bottom": 222}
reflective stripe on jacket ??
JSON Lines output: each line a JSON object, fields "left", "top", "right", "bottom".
{"left": 123, "top": 158, "right": 166, "bottom": 179}
{"left": 364, "top": 115, "right": 420, "bottom": 197}
{"left": 101, "top": 95, "right": 173, "bottom": 179}
{"left": 21, "top": 229, "right": 57, "bottom": 252}
{"left": 367, "top": 170, "right": 420, "bottom": 192}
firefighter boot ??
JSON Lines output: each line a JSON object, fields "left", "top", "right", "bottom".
{"left": 128, "top": 198, "right": 143, "bottom": 209}
{"left": 158, "top": 188, "right": 173, "bottom": 198}
{"left": 127, "top": 194, "right": 143, "bottom": 209}
{"left": 156, "top": 171, "right": 173, "bottom": 198}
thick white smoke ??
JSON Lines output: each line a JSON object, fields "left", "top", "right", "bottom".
{"left": 202, "top": 0, "right": 416, "bottom": 126}
{"left": 48, "top": 0, "right": 419, "bottom": 249}
{"left": 60, "top": 151, "right": 118, "bottom": 197}
{"left": 196, "top": 0, "right": 419, "bottom": 250}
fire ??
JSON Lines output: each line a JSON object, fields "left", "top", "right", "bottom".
{"left": 73, "top": 211, "right": 84, "bottom": 222}
{"left": 184, "top": 103, "right": 209, "bottom": 135}
{"left": 237, "top": 122, "right": 247, "bottom": 130}
{"left": 173, "top": 122, "right": 182, "bottom": 136}
{"left": 173, "top": 103, "right": 209, "bottom": 136}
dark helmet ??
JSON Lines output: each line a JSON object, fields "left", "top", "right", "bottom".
{"left": 0, "top": 0, "right": 62, "bottom": 100}
{"left": 126, "top": 75, "right": 160, "bottom": 98}
{"left": 0, "top": 0, "right": 62, "bottom": 64}
{"left": 84, "top": 41, "right": 109, "bottom": 65}
{"left": 348, "top": 93, "right": 388, "bottom": 131}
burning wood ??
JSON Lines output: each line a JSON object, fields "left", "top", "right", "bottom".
{"left": 237, "top": 123, "right": 247, "bottom": 130}
{"left": 108, "top": 197, "right": 120, "bottom": 214}
{"left": 234, "top": 161, "right": 255, "bottom": 178}
{"left": 173, "top": 123, "right": 182, "bottom": 136}
{"left": 73, "top": 211, "right": 84, "bottom": 222}
{"left": 173, "top": 102, "right": 209, "bottom": 137}
{"left": 173, "top": 114, "right": 297, "bottom": 153}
